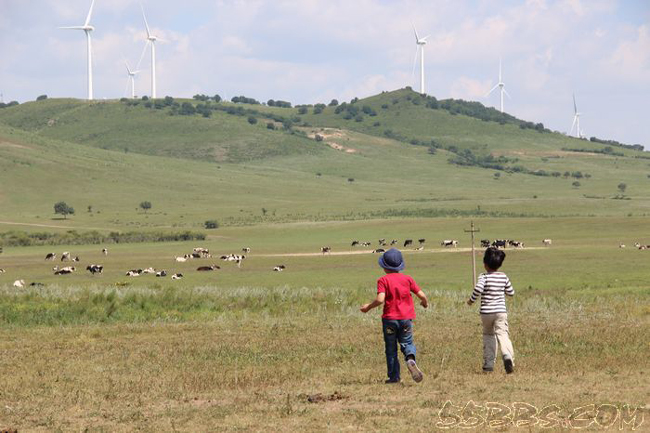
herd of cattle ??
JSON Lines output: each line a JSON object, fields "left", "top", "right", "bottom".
{"left": 4, "top": 246, "right": 288, "bottom": 288}
{"left": 4, "top": 235, "right": 650, "bottom": 288}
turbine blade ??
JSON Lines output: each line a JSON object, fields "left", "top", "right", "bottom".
{"left": 59, "top": 26, "right": 86, "bottom": 30}
{"left": 413, "top": 24, "right": 419, "bottom": 41}
{"left": 141, "top": 4, "right": 151, "bottom": 39}
{"left": 573, "top": 93, "right": 577, "bottom": 114}
{"left": 135, "top": 40, "right": 149, "bottom": 70}
{"left": 503, "top": 87, "right": 511, "bottom": 99}
{"left": 499, "top": 57, "right": 502, "bottom": 82}
{"left": 125, "top": 60, "right": 132, "bottom": 74}
{"left": 570, "top": 116, "right": 577, "bottom": 134}
{"left": 411, "top": 46, "right": 419, "bottom": 80}
{"left": 84, "top": 0, "right": 95, "bottom": 27}
{"left": 421, "top": 34, "right": 431, "bottom": 41}
{"left": 486, "top": 83, "right": 499, "bottom": 96}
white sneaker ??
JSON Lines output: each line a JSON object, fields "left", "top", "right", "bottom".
{"left": 407, "top": 359, "right": 423, "bottom": 383}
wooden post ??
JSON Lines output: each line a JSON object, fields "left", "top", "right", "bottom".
{"left": 464, "top": 221, "right": 480, "bottom": 286}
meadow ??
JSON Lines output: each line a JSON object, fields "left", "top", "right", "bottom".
{"left": 0, "top": 91, "right": 648, "bottom": 430}
{"left": 0, "top": 217, "right": 648, "bottom": 430}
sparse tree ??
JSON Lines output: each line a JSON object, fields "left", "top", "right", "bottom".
{"left": 204, "top": 220, "right": 219, "bottom": 229}
{"left": 139, "top": 201, "right": 152, "bottom": 214}
{"left": 54, "top": 201, "right": 75, "bottom": 219}
{"left": 36, "top": 94, "right": 48, "bottom": 101}
{"left": 87, "top": 205, "right": 93, "bottom": 213}
{"left": 328, "top": 99, "right": 339, "bottom": 106}
{"left": 572, "top": 181, "right": 581, "bottom": 188}
{"left": 494, "top": 172, "right": 501, "bottom": 180}
{"left": 618, "top": 183, "right": 627, "bottom": 194}
{"left": 248, "top": 116, "right": 258, "bottom": 125}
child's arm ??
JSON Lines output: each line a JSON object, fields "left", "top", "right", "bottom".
{"left": 360, "top": 292, "right": 385, "bottom": 313}
{"left": 467, "top": 274, "right": 485, "bottom": 305}
{"left": 415, "top": 290, "right": 428, "bottom": 308}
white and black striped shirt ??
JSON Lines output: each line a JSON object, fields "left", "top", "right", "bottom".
{"left": 470, "top": 272, "right": 514, "bottom": 314}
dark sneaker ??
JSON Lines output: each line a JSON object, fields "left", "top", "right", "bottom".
{"left": 482, "top": 367, "right": 494, "bottom": 373}
{"left": 504, "top": 358, "right": 514, "bottom": 374}
{"left": 407, "top": 359, "right": 423, "bottom": 383}
{"left": 385, "top": 379, "right": 401, "bottom": 384}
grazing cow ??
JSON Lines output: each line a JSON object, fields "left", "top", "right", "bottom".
{"left": 155, "top": 270, "right": 167, "bottom": 277}
{"left": 508, "top": 241, "right": 524, "bottom": 248}
{"left": 619, "top": 243, "right": 625, "bottom": 248}
{"left": 86, "top": 265, "right": 103, "bottom": 275}
{"left": 418, "top": 238, "right": 426, "bottom": 245}
{"left": 171, "top": 273, "right": 183, "bottom": 280}
{"left": 441, "top": 240, "right": 458, "bottom": 248}
{"left": 414, "top": 246, "right": 424, "bottom": 251}
{"left": 360, "top": 242, "right": 371, "bottom": 247}
{"left": 351, "top": 240, "right": 359, "bottom": 247}
{"left": 45, "top": 253, "right": 56, "bottom": 261}
{"left": 54, "top": 266, "right": 76, "bottom": 275}
{"left": 61, "top": 252, "right": 71, "bottom": 262}
{"left": 13, "top": 279, "right": 25, "bottom": 288}
{"left": 242, "top": 247, "right": 251, "bottom": 254}
{"left": 492, "top": 239, "right": 507, "bottom": 249}
{"left": 197, "top": 265, "right": 220, "bottom": 271}
{"left": 29, "top": 282, "right": 45, "bottom": 287}
{"left": 403, "top": 239, "right": 413, "bottom": 247}
{"left": 102, "top": 248, "right": 108, "bottom": 255}
{"left": 321, "top": 246, "right": 331, "bottom": 255}
{"left": 373, "top": 248, "right": 385, "bottom": 254}
{"left": 141, "top": 267, "right": 156, "bottom": 274}
{"left": 542, "top": 239, "right": 552, "bottom": 246}
{"left": 480, "top": 239, "right": 491, "bottom": 248}
{"left": 273, "top": 265, "right": 286, "bottom": 272}
{"left": 378, "top": 239, "right": 387, "bottom": 246}
{"left": 72, "top": 256, "right": 80, "bottom": 262}
{"left": 175, "top": 256, "right": 188, "bottom": 262}
{"left": 125, "top": 269, "right": 142, "bottom": 277}
{"left": 390, "top": 239, "right": 398, "bottom": 246}
{"left": 0, "top": 268, "right": 5, "bottom": 274}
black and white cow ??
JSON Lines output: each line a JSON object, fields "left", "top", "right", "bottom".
{"left": 480, "top": 239, "right": 491, "bottom": 248}
{"left": 171, "top": 273, "right": 183, "bottom": 280}
{"left": 54, "top": 266, "right": 76, "bottom": 275}
{"left": 197, "top": 265, "right": 220, "bottom": 271}
{"left": 378, "top": 239, "right": 387, "bottom": 246}
{"left": 508, "top": 240, "right": 524, "bottom": 248}
{"left": 390, "top": 239, "right": 398, "bottom": 246}
{"left": 418, "top": 238, "right": 426, "bottom": 245}
{"left": 441, "top": 240, "right": 458, "bottom": 247}
{"left": 373, "top": 248, "right": 385, "bottom": 254}
{"left": 156, "top": 270, "right": 167, "bottom": 277}
{"left": 321, "top": 246, "right": 331, "bottom": 254}
{"left": 45, "top": 253, "right": 56, "bottom": 261}
{"left": 242, "top": 247, "right": 251, "bottom": 254}
{"left": 404, "top": 239, "right": 413, "bottom": 247}
{"left": 61, "top": 252, "right": 71, "bottom": 262}
{"left": 86, "top": 264, "right": 103, "bottom": 275}
{"left": 351, "top": 240, "right": 360, "bottom": 247}
{"left": 273, "top": 265, "right": 286, "bottom": 272}
{"left": 102, "top": 248, "right": 108, "bottom": 255}
{"left": 492, "top": 239, "right": 507, "bottom": 249}
{"left": 126, "top": 269, "right": 143, "bottom": 277}
{"left": 542, "top": 239, "right": 552, "bottom": 247}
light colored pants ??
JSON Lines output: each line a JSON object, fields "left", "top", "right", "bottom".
{"left": 481, "top": 313, "right": 514, "bottom": 370}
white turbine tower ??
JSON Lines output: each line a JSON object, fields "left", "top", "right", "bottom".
{"left": 141, "top": 4, "right": 160, "bottom": 99}
{"left": 570, "top": 94, "right": 582, "bottom": 138}
{"left": 124, "top": 61, "right": 141, "bottom": 99}
{"left": 412, "top": 25, "right": 430, "bottom": 95}
{"left": 59, "top": 0, "right": 96, "bottom": 100}
{"left": 486, "top": 59, "right": 510, "bottom": 113}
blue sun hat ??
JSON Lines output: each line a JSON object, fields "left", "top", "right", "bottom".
{"left": 378, "top": 248, "right": 405, "bottom": 271}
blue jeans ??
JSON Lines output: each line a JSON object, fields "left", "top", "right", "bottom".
{"left": 382, "top": 319, "right": 417, "bottom": 382}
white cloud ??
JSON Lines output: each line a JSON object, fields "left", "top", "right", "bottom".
{"left": 607, "top": 24, "right": 650, "bottom": 83}
{"left": 450, "top": 77, "right": 492, "bottom": 100}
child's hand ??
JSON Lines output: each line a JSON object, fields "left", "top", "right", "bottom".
{"left": 360, "top": 303, "right": 371, "bottom": 313}
{"left": 466, "top": 299, "right": 473, "bottom": 306}
{"left": 420, "top": 299, "right": 428, "bottom": 308}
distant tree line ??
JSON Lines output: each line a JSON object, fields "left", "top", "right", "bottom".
{"left": 589, "top": 136, "right": 644, "bottom": 152}
{"left": 267, "top": 99, "right": 292, "bottom": 108}
{"left": 562, "top": 147, "right": 624, "bottom": 157}
{"left": 0, "top": 230, "right": 206, "bottom": 247}
{"left": 231, "top": 95, "right": 260, "bottom": 105}
{"left": 0, "top": 101, "right": 19, "bottom": 109}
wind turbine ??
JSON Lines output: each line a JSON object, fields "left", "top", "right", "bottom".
{"left": 141, "top": 4, "right": 160, "bottom": 99}
{"left": 124, "top": 61, "right": 141, "bottom": 99}
{"left": 486, "top": 59, "right": 510, "bottom": 113}
{"left": 412, "top": 25, "right": 430, "bottom": 94}
{"left": 570, "top": 94, "right": 582, "bottom": 138}
{"left": 59, "top": 0, "right": 96, "bottom": 100}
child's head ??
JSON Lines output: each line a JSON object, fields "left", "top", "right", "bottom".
{"left": 378, "top": 248, "right": 405, "bottom": 272}
{"left": 483, "top": 247, "right": 506, "bottom": 271}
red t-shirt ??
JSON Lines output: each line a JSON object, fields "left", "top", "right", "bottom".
{"left": 377, "top": 273, "right": 421, "bottom": 319}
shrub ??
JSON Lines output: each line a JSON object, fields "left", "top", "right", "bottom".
{"left": 347, "top": 178, "right": 355, "bottom": 182}
{"left": 204, "top": 220, "right": 219, "bottom": 229}
{"left": 267, "top": 122, "right": 276, "bottom": 130}
{"left": 328, "top": 99, "right": 339, "bottom": 106}
{"left": 36, "top": 94, "right": 48, "bottom": 101}
{"left": 248, "top": 116, "right": 258, "bottom": 125}
{"left": 572, "top": 181, "right": 581, "bottom": 188}
{"left": 298, "top": 106, "right": 308, "bottom": 115}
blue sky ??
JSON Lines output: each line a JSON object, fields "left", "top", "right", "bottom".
{"left": 0, "top": 0, "right": 648, "bottom": 146}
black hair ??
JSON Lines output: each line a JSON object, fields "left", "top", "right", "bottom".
{"left": 483, "top": 247, "right": 506, "bottom": 270}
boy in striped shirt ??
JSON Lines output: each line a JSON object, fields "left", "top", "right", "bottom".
{"left": 467, "top": 247, "right": 515, "bottom": 374}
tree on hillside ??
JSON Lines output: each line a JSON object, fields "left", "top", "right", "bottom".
{"left": 618, "top": 183, "right": 627, "bottom": 194}
{"left": 328, "top": 99, "right": 339, "bottom": 106}
{"left": 36, "top": 95, "right": 48, "bottom": 101}
{"left": 140, "top": 201, "right": 152, "bottom": 214}
{"left": 54, "top": 201, "right": 75, "bottom": 219}
{"left": 572, "top": 181, "right": 581, "bottom": 188}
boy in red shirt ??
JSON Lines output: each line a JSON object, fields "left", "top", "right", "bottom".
{"left": 360, "top": 248, "right": 428, "bottom": 383}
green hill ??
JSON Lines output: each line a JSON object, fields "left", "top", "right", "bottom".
{"left": 0, "top": 89, "right": 648, "bottom": 232}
